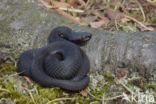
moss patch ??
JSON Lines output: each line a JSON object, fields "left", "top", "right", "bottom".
{"left": 0, "top": 64, "right": 16, "bottom": 75}
{"left": 0, "top": 63, "right": 155, "bottom": 104}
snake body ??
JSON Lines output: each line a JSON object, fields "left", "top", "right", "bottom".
{"left": 17, "top": 26, "right": 91, "bottom": 91}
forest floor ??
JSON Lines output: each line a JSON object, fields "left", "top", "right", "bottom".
{"left": 0, "top": 0, "right": 156, "bottom": 104}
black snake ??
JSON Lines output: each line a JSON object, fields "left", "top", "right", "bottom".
{"left": 17, "top": 26, "right": 91, "bottom": 91}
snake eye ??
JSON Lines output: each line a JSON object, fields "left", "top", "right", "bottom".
{"left": 59, "top": 33, "right": 64, "bottom": 37}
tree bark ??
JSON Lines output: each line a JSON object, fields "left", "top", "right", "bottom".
{"left": 84, "top": 30, "right": 156, "bottom": 79}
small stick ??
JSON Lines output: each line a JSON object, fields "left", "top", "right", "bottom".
{"left": 40, "top": 0, "right": 81, "bottom": 24}
{"left": 58, "top": 7, "right": 84, "bottom": 13}
{"left": 134, "top": 0, "right": 146, "bottom": 22}
{"left": 125, "top": 15, "right": 154, "bottom": 31}
{"left": 24, "top": 88, "right": 37, "bottom": 104}
{"left": 117, "top": 80, "right": 137, "bottom": 102}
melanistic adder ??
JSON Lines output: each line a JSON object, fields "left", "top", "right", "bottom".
{"left": 17, "top": 26, "right": 92, "bottom": 91}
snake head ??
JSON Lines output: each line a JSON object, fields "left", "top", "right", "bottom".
{"left": 48, "top": 26, "right": 92, "bottom": 46}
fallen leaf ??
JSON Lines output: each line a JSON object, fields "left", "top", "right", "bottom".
{"left": 51, "top": 0, "right": 70, "bottom": 8}
{"left": 82, "top": 16, "right": 97, "bottom": 23}
{"left": 115, "top": 68, "right": 129, "bottom": 80}
{"left": 24, "top": 76, "right": 33, "bottom": 84}
{"left": 105, "top": 9, "right": 124, "bottom": 21}
{"left": 80, "top": 88, "right": 88, "bottom": 97}
{"left": 121, "top": 17, "right": 130, "bottom": 23}
{"left": 90, "top": 20, "right": 107, "bottom": 28}
{"left": 68, "top": 0, "right": 79, "bottom": 7}
{"left": 78, "top": 0, "right": 86, "bottom": 6}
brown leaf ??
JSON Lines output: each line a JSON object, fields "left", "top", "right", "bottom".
{"left": 90, "top": 20, "right": 108, "bottom": 28}
{"left": 68, "top": 0, "right": 77, "bottom": 6}
{"left": 105, "top": 9, "right": 124, "bottom": 21}
{"left": 115, "top": 68, "right": 129, "bottom": 80}
{"left": 24, "top": 76, "right": 33, "bottom": 84}
{"left": 121, "top": 17, "right": 130, "bottom": 23}
{"left": 40, "top": 0, "right": 52, "bottom": 8}
{"left": 82, "top": 16, "right": 97, "bottom": 23}
{"left": 51, "top": 0, "right": 70, "bottom": 8}
{"left": 78, "top": 0, "right": 86, "bottom": 6}
{"left": 80, "top": 88, "right": 88, "bottom": 97}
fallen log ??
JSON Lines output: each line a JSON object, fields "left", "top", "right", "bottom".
{"left": 84, "top": 30, "right": 156, "bottom": 80}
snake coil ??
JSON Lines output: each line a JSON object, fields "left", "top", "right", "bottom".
{"left": 17, "top": 26, "right": 92, "bottom": 91}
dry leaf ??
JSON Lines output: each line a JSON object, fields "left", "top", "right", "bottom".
{"left": 121, "top": 17, "right": 130, "bottom": 23}
{"left": 24, "top": 76, "right": 33, "bottom": 84}
{"left": 115, "top": 68, "right": 129, "bottom": 80}
{"left": 40, "top": 0, "right": 53, "bottom": 8}
{"left": 68, "top": 0, "right": 79, "bottom": 6}
{"left": 82, "top": 16, "right": 97, "bottom": 23}
{"left": 78, "top": 0, "right": 86, "bottom": 6}
{"left": 80, "top": 88, "right": 88, "bottom": 97}
{"left": 105, "top": 9, "right": 124, "bottom": 21}
{"left": 90, "top": 20, "right": 107, "bottom": 28}
{"left": 51, "top": 0, "right": 70, "bottom": 8}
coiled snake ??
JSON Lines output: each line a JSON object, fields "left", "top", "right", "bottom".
{"left": 17, "top": 26, "right": 91, "bottom": 91}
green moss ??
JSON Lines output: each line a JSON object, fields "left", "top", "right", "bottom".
{"left": 89, "top": 71, "right": 115, "bottom": 101}
{"left": 1, "top": 63, "right": 154, "bottom": 104}
{"left": 151, "top": 18, "right": 156, "bottom": 23}
{"left": 0, "top": 81, "right": 20, "bottom": 99}
{"left": 102, "top": 71, "right": 114, "bottom": 83}
{"left": 145, "top": 84, "right": 156, "bottom": 92}
{"left": 74, "top": 95, "right": 90, "bottom": 104}
{"left": 0, "top": 79, "right": 90, "bottom": 104}
{"left": 0, "top": 64, "right": 16, "bottom": 75}
{"left": 37, "top": 87, "right": 63, "bottom": 100}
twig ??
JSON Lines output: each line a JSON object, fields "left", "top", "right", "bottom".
{"left": 24, "top": 88, "right": 37, "bottom": 104}
{"left": 40, "top": 0, "right": 81, "bottom": 24}
{"left": 88, "top": 91, "right": 101, "bottom": 101}
{"left": 134, "top": 0, "right": 146, "bottom": 22}
{"left": 115, "top": 18, "right": 119, "bottom": 30}
{"left": 40, "top": 0, "right": 53, "bottom": 8}
{"left": 46, "top": 97, "right": 75, "bottom": 104}
{"left": 78, "top": 0, "right": 86, "bottom": 6}
{"left": 88, "top": 88, "right": 124, "bottom": 103}
{"left": 125, "top": 15, "right": 154, "bottom": 31}
{"left": 1, "top": 72, "right": 24, "bottom": 80}
{"left": 90, "top": 101, "right": 100, "bottom": 104}
{"left": 103, "top": 94, "right": 124, "bottom": 101}
{"left": 117, "top": 80, "right": 137, "bottom": 102}
{"left": 55, "top": 9, "right": 81, "bottom": 24}
{"left": 9, "top": 72, "right": 24, "bottom": 77}
{"left": 58, "top": 7, "right": 84, "bottom": 13}
{"left": 127, "top": 77, "right": 141, "bottom": 81}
